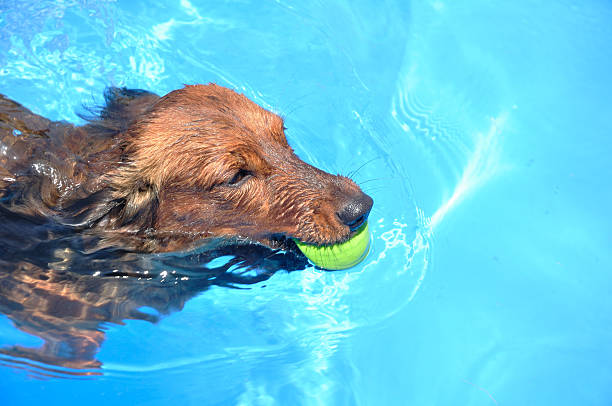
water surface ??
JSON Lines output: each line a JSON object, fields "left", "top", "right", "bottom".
{"left": 1, "top": 1, "right": 611, "bottom": 405}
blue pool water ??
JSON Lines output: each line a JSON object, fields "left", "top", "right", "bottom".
{"left": 1, "top": 0, "right": 611, "bottom": 404}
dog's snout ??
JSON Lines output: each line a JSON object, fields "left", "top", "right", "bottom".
{"left": 336, "top": 193, "right": 373, "bottom": 231}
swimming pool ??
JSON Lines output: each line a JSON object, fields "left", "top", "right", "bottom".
{"left": 1, "top": 0, "right": 611, "bottom": 404}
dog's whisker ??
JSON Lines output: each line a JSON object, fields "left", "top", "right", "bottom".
{"left": 357, "top": 177, "right": 393, "bottom": 185}
{"left": 346, "top": 156, "right": 383, "bottom": 179}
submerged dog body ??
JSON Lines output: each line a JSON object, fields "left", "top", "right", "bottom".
{"left": 0, "top": 84, "right": 372, "bottom": 252}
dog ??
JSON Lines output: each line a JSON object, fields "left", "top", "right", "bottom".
{"left": 1, "top": 84, "right": 373, "bottom": 252}
{"left": 0, "top": 84, "right": 373, "bottom": 374}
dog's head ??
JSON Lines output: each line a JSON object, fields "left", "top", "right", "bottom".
{"left": 110, "top": 84, "right": 372, "bottom": 250}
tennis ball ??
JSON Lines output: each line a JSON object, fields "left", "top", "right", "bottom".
{"left": 294, "top": 222, "right": 371, "bottom": 270}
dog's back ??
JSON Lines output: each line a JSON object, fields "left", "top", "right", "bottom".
{"left": 0, "top": 89, "right": 159, "bottom": 221}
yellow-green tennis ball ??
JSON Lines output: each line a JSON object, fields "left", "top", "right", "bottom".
{"left": 294, "top": 222, "right": 371, "bottom": 270}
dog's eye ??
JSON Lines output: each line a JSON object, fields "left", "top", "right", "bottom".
{"left": 227, "top": 169, "right": 253, "bottom": 186}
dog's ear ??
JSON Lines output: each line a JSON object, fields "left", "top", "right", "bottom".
{"left": 59, "top": 176, "right": 158, "bottom": 233}
{"left": 103, "top": 171, "right": 159, "bottom": 231}
{"left": 59, "top": 163, "right": 159, "bottom": 233}
{"left": 113, "top": 178, "right": 159, "bottom": 228}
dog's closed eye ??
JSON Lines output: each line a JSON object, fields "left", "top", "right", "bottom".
{"left": 226, "top": 169, "right": 253, "bottom": 187}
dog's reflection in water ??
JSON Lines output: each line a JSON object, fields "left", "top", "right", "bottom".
{"left": 0, "top": 216, "right": 307, "bottom": 377}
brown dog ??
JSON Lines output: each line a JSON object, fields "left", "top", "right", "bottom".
{"left": 0, "top": 84, "right": 372, "bottom": 374}
{"left": 0, "top": 84, "right": 372, "bottom": 252}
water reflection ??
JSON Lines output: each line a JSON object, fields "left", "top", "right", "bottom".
{"left": 0, "top": 209, "right": 307, "bottom": 377}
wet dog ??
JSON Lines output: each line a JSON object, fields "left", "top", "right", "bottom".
{"left": 0, "top": 84, "right": 372, "bottom": 374}
{"left": 1, "top": 84, "right": 372, "bottom": 252}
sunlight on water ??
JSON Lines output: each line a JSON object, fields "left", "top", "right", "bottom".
{"left": 430, "top": 113, "right": 507, "bottom": 229}
{"left": 0, "top": 1, "right": 169, "bottom": 121}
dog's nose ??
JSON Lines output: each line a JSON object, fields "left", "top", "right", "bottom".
{"left": 337, "top": 192, "right": 373, "bottom": 231}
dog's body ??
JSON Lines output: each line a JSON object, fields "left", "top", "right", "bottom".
{"left": 0, "top": 84, "right": 372, "bottom": 373}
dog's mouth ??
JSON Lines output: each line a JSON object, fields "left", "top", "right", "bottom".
{"left": 267, "top": 225, "right": 363, "bottom": 252}
{"left": 345, "top": 213, "right": 368, "bottom": 233}
{"left": 267, "top": 234, "right": 301, "bottom": 252}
